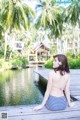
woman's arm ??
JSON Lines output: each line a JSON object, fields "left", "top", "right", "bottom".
{"left": 64, "top": 75, "right": 71, "bottom": 107}
{"left": 41, "top": 71, "right": 53, "bottom": 107}
{"left": 33, "top": 71, "right": 53, "bottom": 111}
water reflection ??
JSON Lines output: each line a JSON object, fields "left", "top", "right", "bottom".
{"left": 0, "top": 68, "right": 43, "bottom": 106}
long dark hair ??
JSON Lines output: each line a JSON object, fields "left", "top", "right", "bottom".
{"left": 53, "top": 54, "right": 70, "bottom": 75}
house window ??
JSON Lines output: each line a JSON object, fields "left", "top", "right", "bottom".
{"left": 16, "top": 43, "right": 22, "bottom": 48}
{"left": 75, "top": 42, "right": 78, "bottom": 47}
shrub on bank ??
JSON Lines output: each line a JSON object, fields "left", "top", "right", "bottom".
{"left": 68, "top": 58, "right": 80, "bottom": 69}
{"left": 44, "top": 57, "right": 53, "bottom": 69}
{"left": 9, "top": 57, "right": 28, "bottom": 69}
{"left": 0, "top": 59, "right": 3, "bottom": 68}
{"left": 0, "top": 57, "right": 28, "bottom": 70}
{"left": 21, "top": 57, "right": 28, "bottom": 67}
{"left": 0, "top": 59, "right": 10, "bottom": 69}
{"left": 44, "top": 57, "right": 80, "bottom": 69}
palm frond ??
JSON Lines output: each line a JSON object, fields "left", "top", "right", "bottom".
{"left": 64, "top": 3, "right": 80, "bottom": 26}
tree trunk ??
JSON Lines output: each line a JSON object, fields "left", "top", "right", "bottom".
{"left": 4, "top": 32, "right": 7, "bottom": 61}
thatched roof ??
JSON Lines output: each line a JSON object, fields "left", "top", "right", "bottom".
{"left": 34, "top": 42, "right": 50, "bottom": 51}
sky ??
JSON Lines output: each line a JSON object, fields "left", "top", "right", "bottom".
{"left": 21, "top": 0, "right": 38, "bottom": 10}
{"left": 21, "top": 0, "right": 74, "bottom": 9}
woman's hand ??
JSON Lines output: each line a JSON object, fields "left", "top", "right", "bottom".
{"left": 33, "top": 104, "right": 43, "bottom": 111}
{"left": 69, "top": 102, "right": 75, "bottom": 107}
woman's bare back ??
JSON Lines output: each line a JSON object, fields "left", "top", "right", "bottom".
{"left": 49, "top": 70, "right": 70, "bottom": 97}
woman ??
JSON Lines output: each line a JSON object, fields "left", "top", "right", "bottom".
{"left": 33, "top": 54, "right": 74, "bottom": 111}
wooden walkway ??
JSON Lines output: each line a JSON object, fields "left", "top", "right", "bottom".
{"left": 0, "top": 69, "right": 80, "bottom": 120}
{"left": 34, "top": 69, "right": 80, "bottom": 101}
{"left": 0, "top": 102, "right": 80, "bottom": 120}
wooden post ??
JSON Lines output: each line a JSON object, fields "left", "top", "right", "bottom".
{"left": 36, "top": 51, "right": 37, "bottom": 62}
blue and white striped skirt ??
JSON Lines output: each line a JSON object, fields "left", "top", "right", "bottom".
{"left": 45, "top": 95, "right": 67, "bottom": 111}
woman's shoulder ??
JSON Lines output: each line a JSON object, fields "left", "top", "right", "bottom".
{"left": 65, "top": 72, "right": 70, "bottom": 77}
{"left": 49, "top": 70, "right": 55, "bottom": 76}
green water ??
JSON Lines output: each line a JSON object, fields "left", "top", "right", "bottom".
{"left": 0, "top": 68, "right": 43, "bottom": 106}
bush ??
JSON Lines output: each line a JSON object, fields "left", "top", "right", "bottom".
{"left": 11, "top": 51, "right": 22, "bottom": 59}
{"left": 0, "top": 59, "right": 3, "bottom": 68}
{"left": 68, "top": 58, "right": 80, "bottom": 69}
{"left": 9, "top": 57, "right": 28, "bottom": 69}
{"left": 21, "top": 57, "right": 28, "bottom": 66}
{"left": 0, "top": 62, "right": 2, "bottom": 68}
{"left": 44, "top": 57, "right": 53, "bottom": 69}
{"left": 44, "top": 57, "right": 80, "bottom": 69}
{"left": 10, "top": 59, "right": 22, "bottom": 68}
{"left": 6, "top": 45, "right": 12, "bottom": 59}
{"left": 9, "top": 51, "right": 25, "bottom": 68}
{"left": 0, "top": 52, "right": 29, "bottom": 69}
{"left": 0, "top": 44, "right": 4, "bottom": 58}
{"left": 0, "top": 59, "right": 10, "bottom": 69}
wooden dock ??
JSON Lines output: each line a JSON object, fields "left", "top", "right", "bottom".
{"left": 34, "top": 69, "right": 80, "bottom": 101}
{"left": 0, "top": 69, "right": 80, "bottom": 120}
{"left": 0, "top": 102, "right": 80, "bottom": 120}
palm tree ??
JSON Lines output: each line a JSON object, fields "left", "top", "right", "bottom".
{"left": 0, "top": 0, "right": 35, "bottom": 31}
{"left": 0, "top": 0, "right": 35, "bottom": 60}
{"left": 35, "top": 0, "right": 63, "bottom": 38}
{"left": 0, "top": 24, "right": 4, "bottom": 40}
{"left": 64, "top": 0, "right": 80, "bottom": 27}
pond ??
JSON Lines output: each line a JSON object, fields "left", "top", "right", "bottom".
{"left": 0, "top": 67, "right": 43, "bottom": 106}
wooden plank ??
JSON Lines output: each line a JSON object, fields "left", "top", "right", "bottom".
{"left": 34, "top": 69, "right": 80, "bottom": 102}
{"left": 73, "top": 96, "right": 80, "bottom": 100}
{"left": 0, "top": 69, "right": 80, "bottom": 120}
{"left": 70, "top": 92, "right": 80, "bottom": 96}
{"left": 70, "top": 86, "right": 80, "bottom": 89}
{"left": 0, "top": 101, "right": 80, "bottom": 115}
{"left": 8, "top": 110, "right": 80, "bottom": 120}
{"left": 34, "top": 69, "right": 80, "bottom": 86}
{"left": 34, "top": 69, "right": 80, "bottom": 82}
{"left": 8, "top": 116, "right": 79, "bottom": 120}
{"left": 0, "top": 101, "right": 80, "bottom": 120}
{"left": 8, "top": 116, "right": 80, "bottom": 120}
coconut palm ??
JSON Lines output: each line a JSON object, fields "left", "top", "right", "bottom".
{"left": 0, "top": 0, "right": 35, "bottom": 60}
{"left": 0, "top": 0, "right": 35, "bottom": 31}
{"left": 64, "top": 0, "right": 80, "bottom": 27}
{"left": 0, "top": 24, "right": 4, "bottom": 40}
{"left": 35, "top": 0, "right": 63, "bottom": 38}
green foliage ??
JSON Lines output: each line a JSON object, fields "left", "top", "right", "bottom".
{"left": 63, "top": 1, "right": 80, "bottom": 26}
{"left": 10, "top": 57, "right": 28, "bottom": 68}
{"left": 50, "top": 45, "right": 57, "bottom": 55}
{"left": 0, "top": 24, "right": 4, "bottom": 39}
{"left": 35, "top": 0, "right": 63, "bottom": 38}
{"left": 2, "top": 61, "right": 10, "bottom": 69}
{"left": 68, "top": 57, "right": 80, "bottom": 69}
{"left": 10, "top": 59, "right": 22, "bottom": 67}
{"left": 21, "top": 57, "right": 28, "bottom": 66}
{"left": 0, "top": 44, "right": 4, "bottom": 58}
{"left": 0, "top": 59, "right": 10, "bottom": 69}
{"left": 6, "top": 45, "right": 12, "bottom": 60}
{"left": 44, "top": 53, "right": 80, "bottom": 69}
{"left": 66, "top": 51, "right": 80, "bottom": 59}
{"left": 11, "top": 51, "right": 22, "bottom": 59}
{"left": 44, "top": 57, "right": 53, "bottom": 68}
{"left": 0, "top": 44, "right": 11, "bottom": 60}
{"left": 66, "top": 51, "right": 76, "bottom": 59}
{"left": 0, "top": 50, "right": 28, "bottom": 69}
{"left": 0, "top": 0, "right": 35, "bottom": 31}
{"left": 9, "top": 52, "right": 28, "bottom": 68}
{"left": 0, "top": 59, "right": 3, "bottom": 68}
